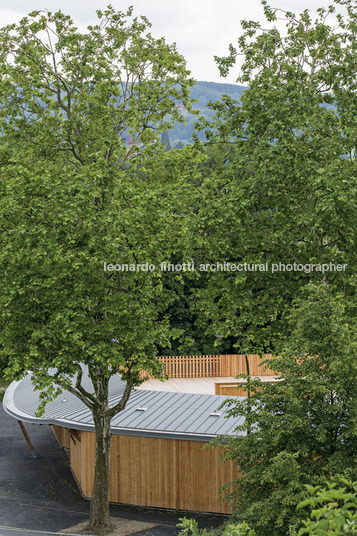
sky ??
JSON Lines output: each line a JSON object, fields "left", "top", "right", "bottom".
{"left": 0, "top": 0, "right": 333, "bottom": 84}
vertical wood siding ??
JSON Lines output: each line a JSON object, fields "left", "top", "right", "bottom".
{"left": 214, "top": 379, "right": 280, "bottom": 396}
{"left": 68, "top": 431, "right": 236, "bottom": 514}
{"left": 52, "top": 425, "right": 71, "bottom": 449}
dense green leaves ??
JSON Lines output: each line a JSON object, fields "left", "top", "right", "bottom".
{"left": 297, "top": 479, "right": 357, "bottom": 535}
{"left": 187, "top": 2, "right": 357, "bottom": 535}
{"left": 1, "top": 1, "right": 357, "bottom": 531}
{"left": 0, "top": 6, "right": 195, "bottom": 529}
{"left": 216, "top": 284, "right": 357, "bottom": 536}
{"left": 192, "top": 0, "right": 357, "bottom": 354}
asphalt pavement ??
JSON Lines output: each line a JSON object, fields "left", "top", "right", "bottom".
{"left": 0, "top": 406, "right": 225, "bottom": 535}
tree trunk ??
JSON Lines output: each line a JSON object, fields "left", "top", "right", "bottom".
{"left": 88, "top": 408, "right": 112, "bottom": 530}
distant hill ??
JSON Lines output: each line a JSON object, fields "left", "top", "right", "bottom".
{"left": 167, "top": 80, "right": 246, "bottom": 148}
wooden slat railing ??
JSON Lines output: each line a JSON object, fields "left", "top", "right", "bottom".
{"left": 140, "top": 354, "right": 277, "bottom": 380}
{"left": 163, "top": 354, "right": 221, "bottom": 378}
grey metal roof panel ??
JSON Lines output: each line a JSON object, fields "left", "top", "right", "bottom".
{"left": 3, "top": 371, "right": 245, "bottom": 441}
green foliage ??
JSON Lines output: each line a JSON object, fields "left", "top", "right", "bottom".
{"left": 0, "top": 376, "right": 8, "bottom": 402}
{"left": 0, "top": 6, "right": 195, "bottom": 528}
{"left": 0, "top": 3, "right": 194, "bottom": 405}
{"left": 168, "top": 81, "right": 246, "bottom": 146}
{"left": 297, "top": 479, "right": 357, "bottom": 535}
{"left": 157, "top": 266, "right": 237, "bottom": 356}
{"left": 177, "top": 517, "right": 255, "bottom": 536}
{"left": 191, "top": 0, "right": 357, "bottom": 355}
{"left": 178, "top": 518, "right": 210, "bottom": 536}
{"left": 0, "top": 350, "right": 8, "bottom": 375}
{"left": 217, "top": 284, "right": 357, "bottom": 536}
{"left": 221, "top": 524, "right": 255, "bottom": 536}
{"left": 177, "top": 481, "right": 357, "bottom": 536}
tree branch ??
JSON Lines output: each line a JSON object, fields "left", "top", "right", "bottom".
{"left": 108, "top": 372, "right": 134, "bottom": 418}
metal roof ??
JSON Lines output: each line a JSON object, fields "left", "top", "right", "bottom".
{"left": 3, "top": 370, "right": 244, "bottom": 441}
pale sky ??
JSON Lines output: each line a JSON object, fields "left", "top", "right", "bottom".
{"left": 0, "top": 0, "right": 334, "bottom": 83}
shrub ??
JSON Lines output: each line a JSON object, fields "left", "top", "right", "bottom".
{"left": 177, "top": 517, "right": 255, "bottom": 536}
{"left": 297, "top": 479, "right": 357, "bottom": 535}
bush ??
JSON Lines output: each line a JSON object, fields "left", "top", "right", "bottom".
{"left": 177, "top": 517, "right": 255, "bottom": 536}
{"left": 297, "top": 479, "right": 357, "bottom": 535}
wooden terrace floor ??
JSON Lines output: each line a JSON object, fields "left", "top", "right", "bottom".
{"left": 136, "top": 376, "right": 279, "bottom": 395}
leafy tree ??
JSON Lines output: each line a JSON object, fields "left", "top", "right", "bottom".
{"left": 192, "top": 0, "right": 357, "bottom": 354}
{"left": 168, "top": 81, "right": 247, "bottom": 146}
{"left": 157, "top": 266, "right": 238, "bottom": 357}
{"left": 218, "top": 283, "right": 357, "bottom": 536}
{"left": 196, "top": 14, "right": 357, "bottom": 533}
{"left": 0, "top": 7, "right": 194, "bottom": 530}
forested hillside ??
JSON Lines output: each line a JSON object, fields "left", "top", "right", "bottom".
{"left": 166, "top": 81, "right": 246, "bottom": 148}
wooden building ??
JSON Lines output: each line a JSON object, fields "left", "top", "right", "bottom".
{"left": 51, "top": 426, "right": 236, "bottom": 513}
{"left": 3, "top": 354, "right": 277, "bottom": 514}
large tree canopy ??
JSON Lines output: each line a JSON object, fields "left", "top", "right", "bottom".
{"left": 0, "top": 6, "right": 195, "bottom": 529}
{"left": 189, "top": 1, "right": 357, "bottom": 535}
{"left": 192, "top": 0, "right": 357, "bottom": 354}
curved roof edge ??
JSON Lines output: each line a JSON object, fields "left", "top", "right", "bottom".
{"left": 3, "top": 373, "right": 244, "bottom": 442}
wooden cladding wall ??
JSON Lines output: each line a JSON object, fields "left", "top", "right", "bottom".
{"left": 69, "top": 430, "right": 236, "bottom": 514}
{"left": 52, "top": 425, "right": 71, "bottom": 449}
{"left": 220, "top": 354, "right": 276, "bottom": 377}
{"left": 140, "top": 354, "right": 276, "bottom": 380}
{"left": 110, "top": 435, "right": 178, "bottom": 509}
{"left": 215, "top": 379, "right": 280, "bottom": 397}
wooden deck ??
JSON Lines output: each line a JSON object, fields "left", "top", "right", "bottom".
{"left": 137, "top": 376, "right": 279, "bottom": 395}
